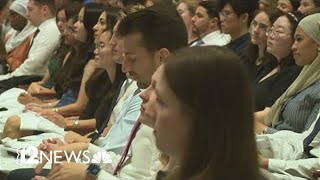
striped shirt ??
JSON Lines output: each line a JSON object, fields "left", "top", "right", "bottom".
{"left": 266, "top": 80, "right": 320, "bottom": 134}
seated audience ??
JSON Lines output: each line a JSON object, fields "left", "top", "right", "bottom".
{"left": 219, "top": 0, "right": 258, "bottom": 80}
{"left": 190, "top": 0, "right": 230, "bottom": 46}
{"left": 0, "top": 0, "right": 36, "bottom": 73}
{"left": 6, "top": 3, "right": 187, "bottom": 180}
{"left": 26, "top": 4, "right": 82, "bottom": 95}
{"left": 247, "top": 8, "right": 282, "bottom": 79}
{"left": 253, "top": 11, "right": 303, "bottom": 111}
{"left": 176, "top": 0, "right": 199, "bottom": 45}
{"left": 3, "top": 3, "right": 103, "bottom": 139}
{"left": 0, "top": 0, "right": 60, "bottom": 93}
{"left": 259, "top": 0, "right": 279, "bottom": 10}
{"left": 139, "top": 46, "right": 263, "bottom": 180}
{"left": 298, "top": 0, "right": 320, "bottom": 14}
{"left": 255, "top": 13, "right": 320, "bottom": 134}
{"left": 277, "top": 0, "right": 301, "bottom": 12}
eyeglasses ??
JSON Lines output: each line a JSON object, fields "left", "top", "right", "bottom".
{"left": 266, "top": 28, "right": 291, "bottom": 38}
{"left": 219, "top": 10, "right": 234, "bottom": 18}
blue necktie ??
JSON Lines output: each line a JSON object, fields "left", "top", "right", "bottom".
{"left": 194, "top": 39, "right": 204, "bottom": 46}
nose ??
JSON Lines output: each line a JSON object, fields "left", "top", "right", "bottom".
{"left": 109, "top": 34, "right": 117, "bottom": 47}
{"left": 93, "top": 23, "right": 98, "bottom": 32}
{"left": 191, "top": 15, "right": 196, "bottom": 23}
{"left": 252, "top": 25, "right": 259, "bottom": 34}
{"left": 297, "top": 6, "right": 303, "bottom": 13}
{"left": 291, "top": 40, "right": 297, "bottom": 51}
{"left": 219, "top": 14, "right": 225, "bottom": 22}
{"left": 94, "top": 47, "right": 99, "bottom": 56}
{"left": 122, "top": 56, "right": 129, "bottom": 73}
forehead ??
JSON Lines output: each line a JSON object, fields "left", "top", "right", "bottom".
{"left": 278, "top": 0, "right": 291, "bottom": 4}
{"left": 99, "top": 11, "right": 107, "bottom": 19}
{"left": 294, "top": 26, "right": 307, "bottom": 36}
{"left": 254, "top": 11, "right": 270, "bottom": 22}
{"left": 123, "top": 32, "right": 143, "bottom": 50}
{"left": 177, "top": 2, "right": 188, "bottom": 10}
{"left": 196, "top": 6, "right": 208, "bottom": 14}
{"left": 301, "top": 0, "right": 313, "bottom": 3}
{"left": 27, "top": 0, "right": 38, "bottom": 8}
{"left": 274, "top": 16, "right": 290, "bottom": 27}
{"left": 57, "top": 10, "right": 66, "bottom": 18}
{"left": 223, "top": 3, "right": 235, "bottom": 11}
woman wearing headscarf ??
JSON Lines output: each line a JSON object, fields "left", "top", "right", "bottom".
{"left": 256, "top": 15, "right": 320, "bottom": 180}
{"left": 256, "top": 13, "right": 320, "bottom": 134}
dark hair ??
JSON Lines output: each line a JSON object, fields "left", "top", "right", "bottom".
{"left": 120, "top": 0, "right": 147, "bottom": 7}
{"left": 247, "top": 8, "right": 283, "bottom": 64}
{"left": 315, "top": 0, "right": 320, "bottom": 7}
{"left": 219, "top": 0, "right": 258, "bottom": 27}
{"left": 198, "top": 0, "right": 219, "bottom": 19}
{"left": 118, "top": 3, "right": 188, "bottom": 53}
{"left": 54, "top": 3, "right": 102, "bottom": 96}
{"left": 33, "top": 0, "right": 57, "bottom": 15}
{"left": 163, "top": 46, "right": 259, "bottom": 180}
{"left": 262, "top": 11, "right": 304, "bottom": 70}
{"left": 64, "top": 2, "right": 83, "bottom": 21}
{"left": 83, "top": 3, "right": 105, "bottom": 43}
{"left": 289, "top": 0, "right": 300, "bottom": 10}
{"left": 283, "top": 11, "right": 304, "bottom": 38}
{"left": 103, "top": 6, "right": 120, "bottom": 32}
{"left": 0, "top": 0, "right": 9, "bottom": 11}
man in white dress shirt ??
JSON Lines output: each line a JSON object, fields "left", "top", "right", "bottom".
{"left": 0, "top": 0, "right": 60, "bottom": 94}
{"left": 5, "top": 3, "right": 187, "bottom": 180}
{"left": 190, "top": 0, "right": 230, "bottom": 47}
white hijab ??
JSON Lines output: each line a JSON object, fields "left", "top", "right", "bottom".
{"left": 5, "top": 0, "right": 37, "bottom": 52}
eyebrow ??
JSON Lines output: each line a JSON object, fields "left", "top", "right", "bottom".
{"left": 273, "top": 25, "right": 285, "bottom": 29}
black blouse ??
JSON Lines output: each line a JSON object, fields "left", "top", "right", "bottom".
{"left": 253, "top": 56, "right": 302, "bottom": 111}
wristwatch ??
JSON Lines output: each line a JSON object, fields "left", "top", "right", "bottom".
{"left": 86, "top": 163, "right": 101, "bottom": 180}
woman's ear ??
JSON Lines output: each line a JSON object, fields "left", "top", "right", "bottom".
{"left": 159, "top": 48, "right": 170, "bottom": 64}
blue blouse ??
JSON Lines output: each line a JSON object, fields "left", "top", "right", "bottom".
{"left": 266, "top": 80, "right": 320, "bottom": 133}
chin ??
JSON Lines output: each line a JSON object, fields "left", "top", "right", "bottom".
{"left": 137, "top": 82, "right": 148, "bottom": 89}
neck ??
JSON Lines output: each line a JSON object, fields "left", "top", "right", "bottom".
{"left": 258, "top": 44, "right": 266, "bottom": 59}
{"left": 105, "top": 63, "right": 117, "bottom": 83}
{"left": 230, "top": 26, "right": 248, "bottom": 41}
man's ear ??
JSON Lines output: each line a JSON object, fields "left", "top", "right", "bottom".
{"left": 42, "top": 5, "right": 50, "bottom": 16}
{"left": 158, "top": 48, "right": 170, "bottom": 64}
{"left": 209, "top": 17, "right": 219, "bottom": 29}
{"left": 239, "top": 13, "right": 249, "bottom": 24}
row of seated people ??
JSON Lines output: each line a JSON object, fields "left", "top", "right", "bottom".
{"left": 0, "top": 0, "right": 319, "bottom": 179}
